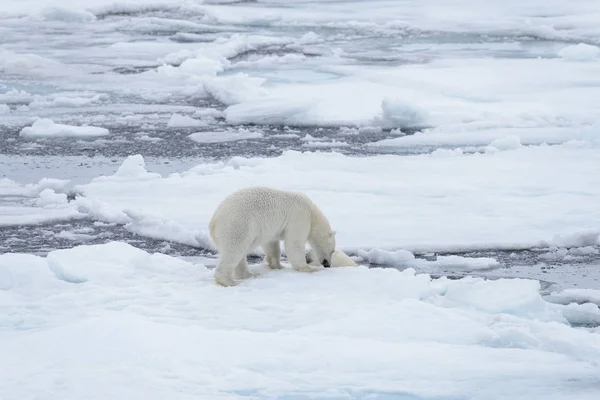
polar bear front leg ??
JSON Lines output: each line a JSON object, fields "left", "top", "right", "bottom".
{"left": 263, "top": 241, "right": 283, "bottom": 269}
{"left": 285, "top": 238, "right": 319, "bottom": 273}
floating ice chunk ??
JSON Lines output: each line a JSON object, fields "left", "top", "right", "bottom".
{"left": 359, "top": 249, "right": 499, "bottom": 271}
{"left": 204, "top": 73, "right": 266, "bottom": 105}
{"left": 160, "top": 49, "right": 195, "bottom": 66}
{"left": 442, "top": 276, "right": 547, "bottom": 316}
{"left": 0, "top": 89, "right": 33, "bottom": 103}
{"left": 35, "top": 189, "right": 68, "bottom": 207}
{"left": 167, "top": 114, "right": 208, "bottom": 128}
{"left": 540, "top": 247, "right": 569, "bottom": 260}
{"left": 193, "top": 108, "right": 223, "bottom": 119}
{"left": 546, "top": 288, "right": 600, "bottom": 306}
{"left": 558, "top": 43, "right": 600, "bottom": 61}
{"left": 568, "top": 246, "right": 599, "bottom": 256}
{"left": 489, "top": 135, "right": 522, "bottom": 151}
{"left": 559, "top": 302, "right": 600, "bottom": 326}
{"left": 20, "top": 119, "right": 109, "bottom": 138}
{"left": 358, "top": 248, "right": 416, "bottom": 265}
{"left": 358, "top": 126, "right": 383, "bottom": 135}
{"left": 374, "top": 98, "right": 428, "bottom": 129}
{"left": 135, "top": 134, "right": 163, "bottom": 142}
{"left": 56, "top": 230, "right": 96, "bottom": 241}
{"left": 224, "top": 98, "right": 313, "bottom": 125}
{"left": 0, "top": 104, "right": 9, "bottom": 114}
{"left": 188, "top": 128, "right": 263, "bottom": 144}
{"left": 338, "top": 127, "right": 359, "bottom": 136}
{"left": 546, "top": 230, "right": 600, "bottom": 248}
{"left": 297, "top": 31, "right": 322, "bottom": 44}
{"left": 125, "top": 211, "right": 208, "bottom": 248}
{"left": 29, "top": 93, "right": 106, "bottom": 109}
{"left": 428, "top": 255, "right": 499, "bottom": 270}
{"left": 302, "top": 140, "right": 350, "bottom": 148}
{"left": 0, "top": 177, "right": 69, "bottom": 197}
{"left": 36, "top": 7, "right": 96, "bottom": 22}
{"left": 271, "top": 133, "right": 300, "bottom": 139}
{"left": 111, "top": 155, "right": 161, "bottom": 180}
{"left": 431, "top": 148, "right": 464, "bottom": 158}
{"left": 0, "top": 50, "right": 63, "bottom": 76}
{"left": 300, "top": 134, "right": 323, "bottom": 142}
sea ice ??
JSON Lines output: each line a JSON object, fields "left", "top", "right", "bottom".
{"left": 188, "top": 128, "right": 263, "bottom": 143}
{"left": 20, "top": 119, "right": 109, "bottom": 138}
{"left": 1, "top": 242, "right": 599, "bottom": 399}
{"left": 166, "top": 113, "right": 208, "bottom": 128}
{"left": 72, "top": 142, "right": 600, "bottom": 253}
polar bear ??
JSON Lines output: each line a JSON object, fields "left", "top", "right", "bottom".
{"left": 209, "top": 186, "right": 337, "bottom": 286}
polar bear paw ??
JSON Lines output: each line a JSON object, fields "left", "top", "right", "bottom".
{"left": 214, "top": 269, "right": 238, "bottom": 287}
{"left": 293, "top": 264, "right": 323, "bottom": 273}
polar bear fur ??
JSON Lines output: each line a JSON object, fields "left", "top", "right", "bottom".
{"left": 307, "top": 248, "right": 358, "bottom": 267}
{"left": 209, "top": 186, "right": 337, "bottom": 286}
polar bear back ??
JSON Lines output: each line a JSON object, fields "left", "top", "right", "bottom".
{"left": 209, "top": 186, "right": 317, "bottom": 250}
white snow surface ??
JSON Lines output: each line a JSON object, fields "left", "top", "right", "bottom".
{"left": 1, "top": 241, "right": 600, "bottom": 400}
{"left": 188, "top": 128, "right": 263, "bottom": 143}
{"left": 20, "top": 119, "right": 109, "bottom": 138}
{"left": 166, "top": 113, "right": 208, "bottom": 128}
{"left": 358, "top": 249, "right": 500, "bottom": 271}
{"left": 68, "top": 142, "right": 600, "bottom": 253}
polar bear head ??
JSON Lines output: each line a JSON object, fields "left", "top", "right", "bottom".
{"left": 308, "top": 230, "right": 336, "bottom": 268}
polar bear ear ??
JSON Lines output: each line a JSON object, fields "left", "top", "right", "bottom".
{"left": 329, "top": 231, "right": 336, "bottom": 237}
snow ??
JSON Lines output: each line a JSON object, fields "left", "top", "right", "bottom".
{"left": 20, "top": 119, "right": 109, "bottom": 138}
{"left": 302, "top": 139, "right": 349, "bottom": 148}
{"left": 166, "top": 113, "right": 208, "bottom": 128}
{"left": 358, "top": 249, "right": 499, "bottom": 271}
{"left": 188, "top": 128, "right": 263, "bottom": 144}
{"left": 373, "top": 98, "right": 429, "bottom": 129}
{"left": 558, "top": 43, "right": 600, "bottom": 61}
{"left": 70, "top": 143, "right": 600, "bottom": 253}
{"left": 546, "top": 288, "right": 600, "bottom": 307}
{"left": 1, "top": 241, "right": 600, "bottom": 399}
{"left": 34, "top": 188, "right": 68, "bottom": 207}
{"left": 488, "top": 135, "right": 522, "bottom": 151}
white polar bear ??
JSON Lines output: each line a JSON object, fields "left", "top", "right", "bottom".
{"left": 209, "top": 186, "right": 337, "bottom": 286}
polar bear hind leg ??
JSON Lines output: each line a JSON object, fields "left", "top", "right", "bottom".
{"left": 234, "top": 257, "right": 255, "bottom": 280}
{"left": 263, "top": 241, "right": 284, "bottom": 269}
{"left": 214, "top": 248, "right": 247, "bottom": 287}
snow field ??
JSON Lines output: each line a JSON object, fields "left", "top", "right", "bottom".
{"left": 1, "top": 241, "right": 600, "bottom": 400}
{"left": 69, "top": 142, "right": 600, "bottom": 253}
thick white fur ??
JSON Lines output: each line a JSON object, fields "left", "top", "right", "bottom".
{"left": 209, "top": 186, "right": 336, "bottom": 286}
{"left": 307, "top": 248, "right": 358, "bottom": 267}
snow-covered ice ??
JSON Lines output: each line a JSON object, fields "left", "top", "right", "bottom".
{"left": 1, "top": 241, "right": 600, "bottom": 399}
{"left": 68, "top": 142, "right": 600, "bottom": 253}
{"left": 20, "top": 119, "right": 109, "bottom": 138}
{"left": 167, "top": 113, "right": 208, "bottom": 128}
{"left": 188, "top": 128, "right": 263, "bottom": 144}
